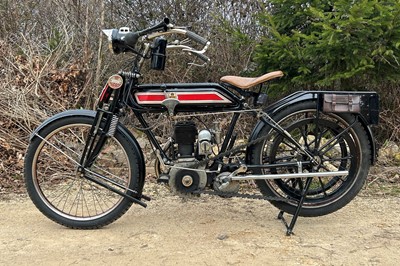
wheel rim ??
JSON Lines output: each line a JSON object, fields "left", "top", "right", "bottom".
{"left": 261, "top": 110, "right": 361, "bottom": 208}
{"left": 32, "top": 123, "right": 131, "bottom": 221}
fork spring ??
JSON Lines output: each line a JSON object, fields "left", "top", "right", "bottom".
{"left": 106, "top": 115, "right": 118, "bottom": 137}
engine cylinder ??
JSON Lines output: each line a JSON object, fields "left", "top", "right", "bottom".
{"left": 174, "top": 121, "right": 197, "bottom": 157}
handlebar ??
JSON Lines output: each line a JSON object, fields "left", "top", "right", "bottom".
{"left": 103, "top": 18, "right": 210, "bottom": 65}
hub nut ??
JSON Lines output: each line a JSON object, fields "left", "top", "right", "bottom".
{"left": 181, "top": 175, "right": 193, "bottom": 187}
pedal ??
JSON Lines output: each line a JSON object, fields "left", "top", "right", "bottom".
{"left": 157, "top": 174, "right": 169, "bottom": 184}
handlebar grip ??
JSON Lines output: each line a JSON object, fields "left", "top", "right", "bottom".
{"left": 190, "top": 51, "right": 210, "bottom": 63}
{"left": 186, "top": 31, "right": 209, "bottom": 46}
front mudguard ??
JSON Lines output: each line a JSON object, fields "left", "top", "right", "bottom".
{"left": 246, "top": 91, "right": 379, "bottom": 165}
{"left": 30, "top": 109, "right": 146, "bottom": 191}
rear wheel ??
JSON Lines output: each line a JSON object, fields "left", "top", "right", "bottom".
{"left": 25, "top": 116, "right": 141, "bottom": 228}
{"left": 250, "top": 101, "right": 371, "bottom": 216}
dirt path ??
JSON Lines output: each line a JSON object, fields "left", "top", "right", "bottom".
{"left": 1, "top": 185, "right": 399, "bottom": 266}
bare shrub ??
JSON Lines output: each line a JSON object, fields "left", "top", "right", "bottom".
{"left": 0, "top": 22, "right": 86, "bottom": 189}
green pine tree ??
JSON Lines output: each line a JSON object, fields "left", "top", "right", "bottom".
{"left": 255, "top": 0, "right": 400, "bottom": 91}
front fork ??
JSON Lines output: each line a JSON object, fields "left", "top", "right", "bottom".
{"left": 76, "top": 108, "right": 149, "bottom": 207}
{"left": 79, "top": 108, "right": 118, "bottom": 168}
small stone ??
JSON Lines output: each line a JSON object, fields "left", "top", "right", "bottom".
{"left": 217, "top": 233, "right": 229, "bottom": 240}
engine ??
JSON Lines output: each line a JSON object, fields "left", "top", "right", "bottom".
{"left": 173, "top": 121, "right": 215, "bottom": 159}
{"left": 167, "top": 120, "right": 216, "bottom": 194}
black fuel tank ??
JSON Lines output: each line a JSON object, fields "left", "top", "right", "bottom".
{"left": 132, "top": 83, "right": 241, "bottom": 113}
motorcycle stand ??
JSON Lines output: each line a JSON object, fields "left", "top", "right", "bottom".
{"left": 277, "top": 177, "right": 313, "bottom": 236}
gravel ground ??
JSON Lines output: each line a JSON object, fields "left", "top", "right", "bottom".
{"left": 1, "top": 183, "right": 399, "bottom": 266}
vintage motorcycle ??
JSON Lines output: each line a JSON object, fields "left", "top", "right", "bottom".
{"left": 24, "top": 18, "right": 379, "bottom": 235}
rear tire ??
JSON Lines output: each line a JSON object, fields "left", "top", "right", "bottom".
{"left": 25, "top": 116, "right": 141, "bottom": 228}
{"left": 249, "top": 101, "right": 371, "bottom": 217}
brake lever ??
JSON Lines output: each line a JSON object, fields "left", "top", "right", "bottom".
{"left": 182, "top": 49, "right": 210, "bottom": 62}
{"left": 166, "top": 45, "right": 210, "bottom": 66}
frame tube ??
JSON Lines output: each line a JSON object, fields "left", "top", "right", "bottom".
{"left": 230, "top": 170, "right": 349, "bottom": 181}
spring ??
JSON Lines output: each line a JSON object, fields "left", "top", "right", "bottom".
{"left": 118, "top": 71, "right": 141, "bottom": 79}
{"left": 106, "top": 115, "right": 119, "bottom": 137}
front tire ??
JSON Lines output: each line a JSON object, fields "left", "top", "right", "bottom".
{"left": 25, "top": 116, "right": 141, "bottom": 228}
{"left": 249, "top": 101, "right": 371, "bottom": 217}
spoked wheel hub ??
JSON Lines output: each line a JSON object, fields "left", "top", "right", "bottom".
{"left": 311, "top": 155, "right": 322, "bottom": 170}
{"left": 75, "top": 166, "right": 85, "bottom": 178}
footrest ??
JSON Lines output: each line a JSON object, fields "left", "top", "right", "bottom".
{"left": 140, "top": 194, "right": 151, "bottom": 201}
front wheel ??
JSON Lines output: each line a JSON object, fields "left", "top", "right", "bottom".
{"left": 24, "top": 115, "right": 141, "bottom": 228}
{"left": 249, "top": 101, "right": 371, "bottom": 217}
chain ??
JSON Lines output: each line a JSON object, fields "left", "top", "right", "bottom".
{"left": 179, "top": 110, "right": 296, "bottom": 202}
{"left": 144, "top": 109, "right": 298, "bottom": 203}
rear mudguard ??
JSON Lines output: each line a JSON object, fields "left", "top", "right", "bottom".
{"left": 246, "top": 91, "right": 379, "bottom": 164}
{"left": 29, "top": 109, "right": 146, "bottom": 190}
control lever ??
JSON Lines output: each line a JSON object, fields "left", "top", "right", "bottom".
{"left": 167, "top": 44, "right": 210, "bottom": 66}
{"left": 183, "top": 48, "right": 210, "bottom": 66}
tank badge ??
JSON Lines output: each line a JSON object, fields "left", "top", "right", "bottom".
{"left": 167, "top": 92, "right": 177, "bottom": 99}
